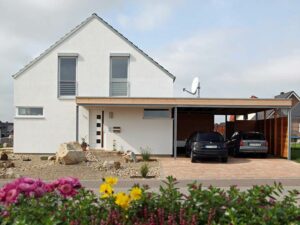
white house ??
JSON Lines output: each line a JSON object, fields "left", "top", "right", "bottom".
{"left": 13, "top": 14, "right": 175, "bottom": 154}
{"left": 13, "top": 13, "right": 293, "bottom": 158}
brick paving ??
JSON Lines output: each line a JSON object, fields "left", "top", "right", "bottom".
{"left": 159, "top": 156, "right": 300, "bottom": 180}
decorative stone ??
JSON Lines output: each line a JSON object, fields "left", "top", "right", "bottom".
{"left": 56, "top": 142, "right": 86, "bottom": 165}
{"left": 2, "top": 143, "right": 7, "bottom": 148}
{"left": 0, "top": 160, "right": 14, "bottom": 168}
{"left": 0, "top": 152, "right": 8, "bottom": 161}
{"left": 22, "top": 156, "right": 31, "bottom": 161}
{"left": 40, "top": 156, "right": 48, "bottom": 160}
{"left": 114, "top": 161, "right": 121, "bottom": 170}
{"left": 5, "top": 168, "right": 17, "bottom": 179}
{"left": 48, "top": 155, "right": 56, "bottom": 161}
{"left": 103, "top": 160, "right": 115, "bottom": 169}
{"left": 123, "top": 151, "right": 137, "bottom": 163}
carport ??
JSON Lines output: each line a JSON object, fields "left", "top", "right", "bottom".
{"left": 76, "top": 97, "right": 292, "bottom": 159}
{"left": 172, "top": 98, "right": 293, "bottom": 159}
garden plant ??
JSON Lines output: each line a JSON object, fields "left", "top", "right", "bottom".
{"left": 0, "top": 176, "right": 299, "bottom": 224}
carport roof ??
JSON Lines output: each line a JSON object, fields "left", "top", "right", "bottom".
{"left": 76, "top": 97, "right": 292, "bottom": 114}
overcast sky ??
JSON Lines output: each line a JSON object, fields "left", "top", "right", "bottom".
{"left": 1, "top": 0, "right": 300, "bottom": 122}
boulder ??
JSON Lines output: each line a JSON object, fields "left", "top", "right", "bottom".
{"left": 123, "top": 151, "right": 137, "bottom": 163}
{"left": 40, "top": 156, "right": 48, "bottom": 160}
{"left": 0, "top": 160, "right": 14, "bottom": 168}
{"left": 0, "top": 152, "right": 8, "bottom": 161}
{"left": 48, "top": 155, "right": 56, "bottom": 161}
{"left": 56, "top": 142, "right": 86, "bottom": 165}
{"left": 114, "top": 161, "right": 121, "bottom": 170}
{"left": 22, "top": 156, "right": 31, "bottom": 161}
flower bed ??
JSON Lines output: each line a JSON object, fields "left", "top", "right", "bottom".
{"left": 0, "top": 176, "right": 299, "bottom": 224}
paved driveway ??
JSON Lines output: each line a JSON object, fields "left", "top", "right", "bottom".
{"left": 159, "top": 156, "right": 300, "bottom": 180}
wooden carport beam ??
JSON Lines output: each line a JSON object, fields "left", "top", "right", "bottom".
{"left": 288, "top": 109, "right": 292, "bottom": 160}
{"left": 274, "top": 110, "right": 278, "bottom": 156}
{"left": 264, "top": 110, "right": 266, "bottom": 137}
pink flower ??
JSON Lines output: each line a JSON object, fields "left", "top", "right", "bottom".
{"left": 58, "top": 183, "right": 77, "bottom": 197}
{"left": 5, "top": 189, "right": 19, "bottom": 204}
{"left": 0, "top": 190, "right": 6, "bottom": 201}
{"left": 18, "top": 182, "right": 35, "bottom": 192}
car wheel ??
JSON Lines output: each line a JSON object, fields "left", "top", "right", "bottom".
{"left": 221, "top": 157, "right": 228, "bottom": 163}
{"left": 191, "top": 151, "right": 196, "bottom": 163}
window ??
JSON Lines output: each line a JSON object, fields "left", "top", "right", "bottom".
{"left": 110, "top": 56, "right": 128, "bottom": 96}
{"left": 17, "top": 107, "right": 43, "bottom": 117}
{"left": 58, "top": 57, "right": 77, "bottom": 97}
{"left": 144, "top": 109, "right": 170, "bottom": 118}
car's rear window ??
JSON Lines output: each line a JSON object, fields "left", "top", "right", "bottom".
{"left": 197, "top": 133, "right": 224, "bottom": 142}
{"left": 242, "top": 133, "right": 265, "bottom": 140}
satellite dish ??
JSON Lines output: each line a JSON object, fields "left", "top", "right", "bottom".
{"left": 191, "top": 77, "right": 199, "bottom": 94}
{"left": 183, "top": 76, "right": 201, "bottom": 98}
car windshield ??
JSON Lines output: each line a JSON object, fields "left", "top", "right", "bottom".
{"left": 197, "top": 133, "right": 224, "bottom": 142}
{"left": 242, "top": 133, "right": 265, "bottom": 140}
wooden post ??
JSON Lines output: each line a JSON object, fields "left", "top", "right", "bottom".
{"left": 274, "top": 110, "right": 278, "bottom": 156}
{"left": 225, "top": 115, "right": 227, "bottom": 140}
{"left": 234, "top": 115, "right": 237, "bottom": 131}
{"left": 269, "top": 116, "right": 272, "bottom": 154}
{"left": 281, "top": 117, "right": 284, "bottom": 157}
{"left": 264, "top": 111, "right": 266, "bottom": 137}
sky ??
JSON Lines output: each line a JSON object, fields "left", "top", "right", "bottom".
{"left": 1, "top": 0, "right": 300, "bottom": 122}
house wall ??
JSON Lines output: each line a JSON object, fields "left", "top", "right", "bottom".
{"left": 88, "top": 107, "right": 173, "bottom": 155}
{"left": 14, "top": 17, "right": 174, "bottom": 153}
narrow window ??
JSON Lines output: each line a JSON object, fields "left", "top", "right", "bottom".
{"left": 17, "top": 107, "right": 44, "bottom": 117}
{"left": 144, "top": 109, "right": 170, "bottom": 119}
{"left": 110, "top": 56, "right": 128, "bottom": 96}
{"left": 58, "top": 57, "right": 77, "bottom": 97}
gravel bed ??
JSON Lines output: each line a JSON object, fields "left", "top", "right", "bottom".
{"left": 1, "top": 151, "right": 160, "bottom": 180}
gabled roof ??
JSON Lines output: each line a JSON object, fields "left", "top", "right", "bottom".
{"left": 12, "top": 13, "right": 175, "bottom": 81}
{"left": 275, "top": 91, "right": 300, "bottom": 101}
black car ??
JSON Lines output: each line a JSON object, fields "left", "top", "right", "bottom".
{"left": 227, "top": 131, "right": 268, "bottom": 157}
{"left": 185, "top": 132, "right": 228, "bottom": 163}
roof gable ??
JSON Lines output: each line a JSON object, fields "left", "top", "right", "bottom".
{"left": 275, "top": 91, "right": 300, "bottom": 101}
{"left": 12, "top": 13, "right": 175, "bottom": 81}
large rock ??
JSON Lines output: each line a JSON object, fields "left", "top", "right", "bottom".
{"left": 56, "top": 142, "right": 86, "bottom": 165}
{"left": 0, "top": 152, "right": 8, "bottom": 161}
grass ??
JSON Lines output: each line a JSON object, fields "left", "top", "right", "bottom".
{"left": 291, "top": 143, "right": 300, "bottom": 163}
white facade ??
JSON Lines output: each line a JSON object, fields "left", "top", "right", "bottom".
{"left": 13, "top": 14, "right": 175, "bottom": 154}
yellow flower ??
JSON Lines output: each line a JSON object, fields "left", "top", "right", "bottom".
{"left": 130, "top": 187, "right": 142, "bottom": 201}
{"left": 99, "top": 183, "right": 113, "bottom": 197}
{"left": 115, "top": 192, "right": 130, "bottom": 209}
{"left": 105, "top": 177, "right": 118, "bottom": 186}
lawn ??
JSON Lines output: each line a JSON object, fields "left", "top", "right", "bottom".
{"left": 291, "top": 143, "right": 300, "bottom": 163}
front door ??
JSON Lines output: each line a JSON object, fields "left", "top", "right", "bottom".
{"left": 94, "top": 110, "right": 104, "bottom": 149}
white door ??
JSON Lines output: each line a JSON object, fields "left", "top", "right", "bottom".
{"left": 90, "top": 109, "right": 104, "bottom": 149}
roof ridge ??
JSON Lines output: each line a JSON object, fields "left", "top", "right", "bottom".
{"left": 12, "top": 13, "right": 175, "bottom": 81}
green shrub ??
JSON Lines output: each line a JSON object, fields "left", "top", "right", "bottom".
{"left": 0, "top": 176, "right": 299, "bottom": 224}
{"left": 140, "top": 164, "right": 149, "bottom": 178}
{"left": 292, "top": 148, "right": 300, "bottom": 160}
{"left": 140, "top": 147, "right": 151, "bottom": 161}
